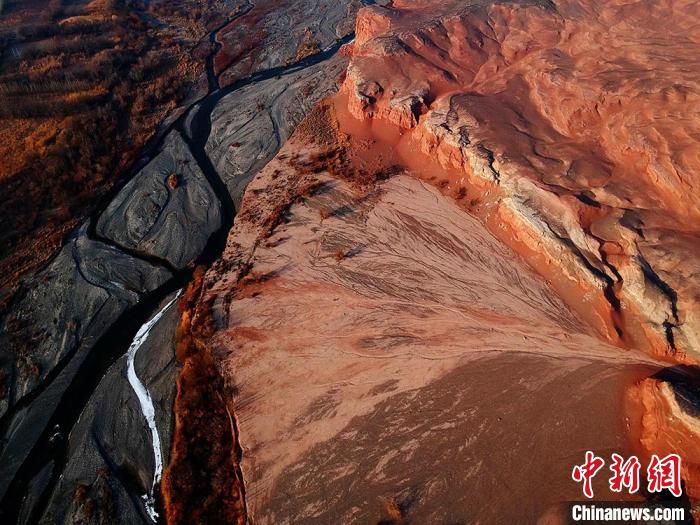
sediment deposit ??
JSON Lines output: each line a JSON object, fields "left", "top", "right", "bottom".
{"left": 190, "top": 100, "right": 692, "bottom": 521}
{"left": 187, "top": 0, "right": 700, "bottom": 520}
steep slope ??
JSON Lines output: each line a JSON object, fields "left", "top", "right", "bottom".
{"left": 342, "top": 0, "right": 700, "bottom": 359}
{"left": 184, "top": 0, "right": 700, "bottom": 521}
{"left": 189, "top": 102, "right": 688, "bottom": 522}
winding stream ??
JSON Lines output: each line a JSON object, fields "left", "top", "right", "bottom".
{"left": 0, "top": 14, "right": 355, "bottom": 525}
{"left": 125, "top": 290, "right": 183, "bottom": 523}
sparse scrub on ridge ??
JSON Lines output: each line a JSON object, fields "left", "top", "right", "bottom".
{"left": 0, "top": 0, "right": 236, "bottom": 311}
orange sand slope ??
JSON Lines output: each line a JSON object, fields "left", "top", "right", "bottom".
{"left": 187, "top": 0, "right": 700, "bottom": 521}
{"left": 343, "top": 0, "right": 700, "bottom": 359}
{"left": 197, "top": 125, "right": 663, "bottom": 522}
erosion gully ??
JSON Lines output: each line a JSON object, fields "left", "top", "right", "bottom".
{"left": 0, "top": 14, "right": 354, "bottom": 524}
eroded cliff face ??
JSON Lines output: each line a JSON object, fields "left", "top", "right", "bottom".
{"left": 342, "top": 0, "right": 700, "bottom": 360}
{"left": 190, "top": 100, "right": 691, "bottom": 521}
{"left": 629, "top": 372, "right": 700, "bottom": 502}
{"left": 185, "top": 0, "right": 700, "bottom": 522}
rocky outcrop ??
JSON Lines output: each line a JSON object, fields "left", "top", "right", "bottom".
{"left": 629, "top": 368, "right": 700, "bottom": 513}
{"left": 97, "top": 132, "right": 222, "bottom": 271}
{"left": 206, "top": 54, "right": 349, "bottom": 209}
{"left": 341, "top": 0, "right": 700, "bottom": 360}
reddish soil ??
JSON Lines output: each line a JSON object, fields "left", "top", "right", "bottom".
{"left": 341, "top": 0, "right": 700, "bottom": 360}
{"left": 335, "top": 0, "right": 700, "bottom": 511}
{"left": 332, "top": 91, "right": 628, "bottom": 351}
{"left": 188, "top": 99, "right": 677, "bottom": 523}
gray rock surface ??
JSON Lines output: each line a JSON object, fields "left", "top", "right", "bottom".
{"left": 216, "top": 0, "right": 360, "bottom": 86}
{"left": 96, "top": 132, "right": 222, "bottom": 270}
{"left": 34, "top": 292, "right": 180, "bottom": 525}
{"left": 206, "top": 54, "right": 348, "bottom": 207}
{"left": 0, "top": 4, "right": 362, "bottom": 520}
{"left": 0, "top": 223, "right": 171, "bottom": 501}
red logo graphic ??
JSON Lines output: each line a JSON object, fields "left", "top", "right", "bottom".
{"left": 573, "top": 452, "right": 683, "bottom": 499}
{"left": 572, "top": 451, "right": 606, "bottom": 499}
{"left": 647, "top": 453, "right": 682, "bottom": 497}
{"left": 609, "top": 453, "right": 641, "bottom": 494}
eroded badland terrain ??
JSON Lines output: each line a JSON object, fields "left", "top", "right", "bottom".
{"left": 1, "top": 0, "right": 700, "bottom": 523}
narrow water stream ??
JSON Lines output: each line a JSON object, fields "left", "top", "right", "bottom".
{"left": 126, "top": 290, "right": 183, "bottom": 523}
{"left": 0, "top": 17, "right": 355, "bottom": 524}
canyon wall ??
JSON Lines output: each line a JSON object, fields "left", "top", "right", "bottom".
{"left": 190, "top": 0, "right": 700, "bottom": 521}
{"left": 342, "top": 0, "right": 700, "bottom": 360}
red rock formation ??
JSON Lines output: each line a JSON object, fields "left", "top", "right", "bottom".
{"left": 191, "top": 101, "right": 670, "bottom": 522}
{"left": 342, "top": 0, "right": 700, "bottom": 360}
{"left": 629, "top": 374, "right": 700, "bottom": 514}
{"left": 182, "top": 1, "right": 700, "bottom": 521}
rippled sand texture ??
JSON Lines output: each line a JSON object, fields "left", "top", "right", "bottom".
{"left": 201, "top": 133, "right": 660, "bottom": 522}
{"left": 342, "top": 0, "right": 700, "bottom": 358}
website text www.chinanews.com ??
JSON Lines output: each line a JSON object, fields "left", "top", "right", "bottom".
{"left": 570, "top": 503, "right": 685, "bottom": 522}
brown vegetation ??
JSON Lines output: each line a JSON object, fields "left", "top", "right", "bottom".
{"left": 333, "top": 248, "right": 349, "bottom": 262}
{"left": 67, "top": 468, "right": 115, "bottom": 522}
{"left": 0, "top": 0, "right": 236, "bottom": 311}
{"left": 167, "top": 173, "right": 179, "bottom": 190}
{"left": 295, "top": 26, "right": 320, "bottom": 61}
{"left": 378, "top": 496, "right": 405, "bottom": 524}
{"left": 163, "top": 266, "right": 246, "bottom": 525}
{"left": 213, "top": 2, "right": 271, "bottom": 79}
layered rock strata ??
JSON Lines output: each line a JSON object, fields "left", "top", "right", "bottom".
{"left": 341, "top": 0, "right": 700, "bottom": 360}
